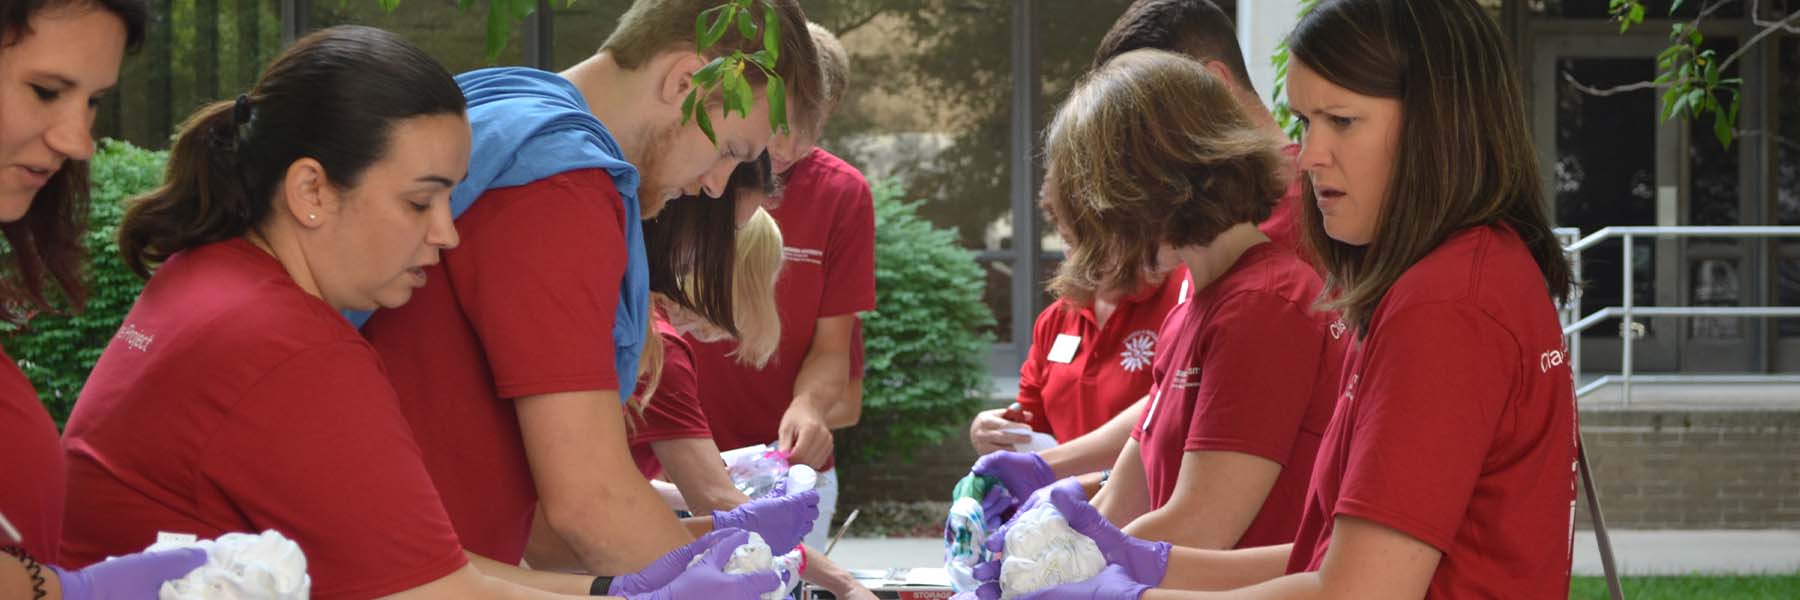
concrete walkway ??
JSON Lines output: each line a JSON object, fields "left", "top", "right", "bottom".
{"left": 827, "top": 530, "right": 1800, "bottom": 576}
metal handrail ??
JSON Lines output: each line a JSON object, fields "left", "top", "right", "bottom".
{"left": 1560, "top": 226, "right": 1800, "bottom": 405}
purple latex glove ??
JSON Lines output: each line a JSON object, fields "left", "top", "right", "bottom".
{"left": 623, "top": 529, "right": 782, "bottom": 600}
{"left": 986, "top": 478, "right": 1170, "bottom": 587}
{"left": 970, "top": 451, "right": 1056, "bottom": 507}
{"left": 49, "top": 547, "right": 207, "bottom": 600}
{"left": 712, "top": 489, "right": 820, "bottom": 552}
{"left": 609, "top": 528, "right": 750, "bottom": 596}
{"left": 1012, "top": 565, "right": 1152, "bottom": 600}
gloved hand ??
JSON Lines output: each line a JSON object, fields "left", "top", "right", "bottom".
{"left": 970, "top": 451, "right": 1056, "bottom": 511}
{"left": 609, "top": 528, "right": 751, "bottom": 596}
{"left": 986, "top": 478, "right": 1170, "bottom": 587}
{"left": 712, "top": 489, "right": 820, "bottom": 552}
{"left": 1013, "top": 565, "right": 1152, "bottom": 600}
{"left": 623, "top": 529, "right": 782, "bottom": 600}
{"left": 49, "top": 547, "right": 208, "bottom": 600}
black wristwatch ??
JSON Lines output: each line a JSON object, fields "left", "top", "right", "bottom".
{"left": 590, "top": 576, "right": 614, "bottom": 596}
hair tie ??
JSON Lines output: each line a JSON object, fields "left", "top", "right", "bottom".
{"left": 232, "top": 94, "right": 254, "bottom": 125}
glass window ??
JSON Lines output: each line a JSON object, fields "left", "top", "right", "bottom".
{"left": 1555, "top": 57, "right": 1661, "bottom": 338}
{"left": 1686, "top": 38, "right": 1744, "bottom": 340}
{"left": 311, "top": 0, "right": 526, "bottom": 75}
{"left": 99, "top": 0, "right": 285, "bottom": 148}
{"left": 1779, "top": 37, "right": 1800, "bottom": 338}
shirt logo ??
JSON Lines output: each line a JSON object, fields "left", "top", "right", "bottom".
{"left": 116, "top": 323, "right": 155, "bottom": 352}
{"left": 1329, "top": 318, "right": 1348, "bottom": 340}
{"left": 1342, "top": 373, "right": 1359, "bottom": 401}
{"left": 1119, "top": 330, "right": 1157, "bottom": 372}
{"left": 1540, "top": 345, "right": 1569, "bottom": 373}
{"left": 782, "top": 246, "right": 823, "bottom": 265}
{"left": 1169, "top": 366, "right": 1201, "bottom": 390}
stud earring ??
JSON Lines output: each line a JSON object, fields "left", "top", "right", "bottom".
{"left": 308, "top": 213, "right": 317, "bottom": 221}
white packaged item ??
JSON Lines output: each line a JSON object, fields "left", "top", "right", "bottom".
{"left": 145, "top": 530, "right": 310, "bottom": 600}
{"left": 1002, "top": 427, "right": 1059, "bottom": 453}
{"left": 997, "top": 506, "right": 1105, "bottom": 599}
{"left": 689, "top": 531, "right": 803, "bottom": 600}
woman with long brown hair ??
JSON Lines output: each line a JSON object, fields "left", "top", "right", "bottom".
{"left": 978, "top": 0, "right": 1577, "bottom": 598}
{"left": 0, "top": 0, "right": 208, "bottom": 597}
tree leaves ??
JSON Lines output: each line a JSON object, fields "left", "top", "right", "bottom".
{"left": 680, "top": 0, "right": 791, "bottom": 145}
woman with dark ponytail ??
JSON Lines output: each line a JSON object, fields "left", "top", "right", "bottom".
{"left": 58, "top": 25, "right": 772, "bottom": 600}
{"left": 0, "top": 1, "right": 209, "bottom": 597}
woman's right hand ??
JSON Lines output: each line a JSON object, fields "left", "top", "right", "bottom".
{"left": 622, "top": 529, "right": 780, "bottom": 600}
{"left": 49, "top": 547, "right": 208, "bottom": 600}
{"left": 608, "top": 528, "right": 749, "bottom": 597}
{"left": 986, "top": 479, "right": 1170, "bottom": 588}
{"left": 970, "top": 408, "right": 1033, "bottom": 455}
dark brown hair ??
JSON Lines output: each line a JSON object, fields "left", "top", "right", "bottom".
{"left": 117, "top": 26, "right": 466, "bottom": 279}
{"left": 0, "top": 0, "right": 149, "bottom": 323}
{"left": 601, "top": 0, "right": 825, "bottom": 134}
{"left": 1045, "top": 49, "right": 1285, "bottom": 305}
{"left": 1290, "top": 0, "right": 1572, "bottom": 332}
{"left": 645, "top": 154, "right": 778, "bottom": 339}
{"left": 1091, "top": 0, "right": 1253, "bottom": 94}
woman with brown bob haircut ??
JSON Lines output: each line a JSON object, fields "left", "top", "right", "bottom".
{"left": 972, "top": 1, "right": 1578, "bottom": 599}
{"left": 976, "top": 47, "right": 1345, "bottom": 595}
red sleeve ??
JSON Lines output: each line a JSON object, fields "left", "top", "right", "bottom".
{"left": 450, "top": 170, "right": 626, "bottom": 399}
{"left": 1014, "top": 304, "right": 1060, "bottom": 436}
{"left": 818, "top": 174, "right": 877, "bottom": 317}
{"left": 631, "top": 330, "right": 713, "bottom": 445}
{"left": 1183, "top": 291, "right": 1326, "bottom": 464}
{"left": 1335, "top": 303, "right": 1513, "bottom": 553}
{"left": 202, "top": 342, "right": 467, "bottom": 599}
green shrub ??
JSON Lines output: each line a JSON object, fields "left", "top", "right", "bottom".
{"left": 838, "top": 178, "right": 995, "bottom": 464}
{"left": 4, "top": 140, "right": 165, "bottom": 424}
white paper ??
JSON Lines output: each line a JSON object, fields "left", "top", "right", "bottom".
{"left": 1046, "top": 334, "right": 1082, "bottom": 364}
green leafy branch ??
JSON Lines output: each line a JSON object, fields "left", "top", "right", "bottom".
{"left": 683, "top": 0, "right": 788, "bottom": 144}
{"left": 1268, "top": 0, "right": 1322, "bottom": 143}
{"left": 367, "top": 0, "right": 787, "bottom": 146}
{"left": 1596, "top": 0, "right": 1800, "bottom": 148}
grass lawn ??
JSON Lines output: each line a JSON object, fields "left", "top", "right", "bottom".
{"left": 1570, "top": 574, "right": 1800, "bottom": 599}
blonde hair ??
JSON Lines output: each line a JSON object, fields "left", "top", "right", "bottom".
{"left": 725, "top": 207, "right": 784, "bottom": 367}
{"left": 631, "top": 306, "right": 666, "bottom": 418}
{"left": 1044, "top": 49, "right": 1284, "bottom": 305}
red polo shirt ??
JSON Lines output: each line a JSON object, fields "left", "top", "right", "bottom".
{"left": 0, "top": 345, "right": 62, "bottom": 562}
{"left": 1130, "top": 243, "right": 1341, "bottom": 549}
{"left": 687, "top": 149, "right": 876, "bottom": 464}
{"left": 1016, "top": 266, "right": 1190, "bottom": 443}
{"left": 628, "top": 318, "right": 713, "bottom": 480}
{"left": 362, "top": 168, "right": 629, "bottom": 564}
{"left": 1286, "top": 225, "right": 1578, "bottom": 598}
{"left": 61, "top": 239, "right": 466, "bottom": 599}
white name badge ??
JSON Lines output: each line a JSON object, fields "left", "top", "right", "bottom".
{"left": 1047, "top": 334, "right": 1082, "bottom": 364}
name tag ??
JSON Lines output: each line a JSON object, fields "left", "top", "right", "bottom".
{"left": 1047, "top": 334, "right": 1082, "bottom": 364}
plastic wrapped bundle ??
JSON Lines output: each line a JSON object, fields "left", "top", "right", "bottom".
{"left": 687, "top": 531, "right": 803, "bottom": 600}
{"left": 997, "top": 506, "right": 1105, "bottom": 599}
{"left": 144, "top": 530, "right": 310, "bottom": 600}
{"left": 723, "top": 444, "right": 818, "bottom": 500}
